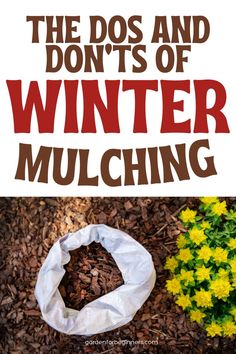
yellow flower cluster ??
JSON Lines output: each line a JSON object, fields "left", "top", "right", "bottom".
{"left": 165, "top": 198, "right": 236, "bottom": 337}
{"left": 189, "top": 227, "right": 206, "bottom": 245}
{"left": 166, "top": 278, "right": 181, "bottom": 295}
{"left": 227, "top": 238, "right": 236, "bottom": 250}
{"left": 230, "top": 258, "right": 236, "bottom": 273}
{"left": 176, "top": 234, "right": 187, "bottom": 249}
{"left": 177, "top": 249, "right": 193, "bottom": 263}
{"left": 194, "top": 289, "right": 213, "bottom": 308}
{"left": 217, "top": 268, "right": 229, "bottom": 279}
{"left": 176, "top": 294, "right": 191, "bottom": 310}
{"left": 206, "top": 322, "right": 222, "bottom": 337}
{"left": 213, "top": 247, "right": 228, "bottom": 263}
{"left": 232, "top": 275, "right": 236, "bottom": 287}
{"left": 195, "top": 266, "right": 211, "bottom": 282}
{"left": 210, "top": 278, "right": 232, "bottom": 299}
{"left": 200, "top": 221, "right": 211, "bottom": 229}
{"left": 197, "top": 245, "right": 212, "bottom": 262}
{"left": 206, "top": 320, "right": 236, "bottom": 337}
{"left": 212, "top": 201, "right": 227, "bottom": 216}
{"left": 189, "top": 309, "right": 206, "bottom": 324}
{"left": 179, "top": 208, "right": 197, "bottom": 223}
{"left": 222, "top": 321, "right": 236, "bottom": 336}
{"left": 179, "top": 269, "right": 194, "bottom": 285}
{"left": 200, "top": 197, "right": 219, "bottom": 205}
{"left": 164, "top": 256, "right": 178, "bottom": 272}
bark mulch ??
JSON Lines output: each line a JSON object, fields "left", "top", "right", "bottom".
{"left": 1, "top": 197, "right": 236, "bottom": 353}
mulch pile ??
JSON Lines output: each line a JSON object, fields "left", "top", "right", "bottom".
{"left": 1, "top": 197, "right": 236, "bottom": 353}
{"left": 59, "top": 243, "right": 124, "bottom": 310}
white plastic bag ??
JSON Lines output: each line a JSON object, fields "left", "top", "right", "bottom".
{"left": 35, "top": 224, "right": 156, "bottom": 335}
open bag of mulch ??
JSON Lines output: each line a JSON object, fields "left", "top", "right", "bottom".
{"left": 35, "top": 224, "right": 156, "bottom": 336}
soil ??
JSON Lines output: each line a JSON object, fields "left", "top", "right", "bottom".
{"left": 1, "top": 197, "right": 236, "bottom": 353}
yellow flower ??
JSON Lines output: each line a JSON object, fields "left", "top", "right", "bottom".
{"left": 206, "top": 322, "right": 222, "bottom": 337}
{"left": 166, "top": 278, "right": 181, "bottom": 295}
{"left": 176, "top": 234, "right": 187, "bottom": 249}
{"left": 230, "top": 308, "right": 236, "bottom": 320}
{"left": 177, "top": 249, "right": 193, "bottom": 264}
{"left": 229, "top": 258, "right": 236, "bottom": 273}
{"left": 194, "top": 289, "right": 213, "bottom": 308}
{"left": 201, "top": 221, "right": 211, "bottom": 230}
{"left": 200, "top": 197, "right": 219, "bottom": 205}
{"left": 197, "top": 246, "right": 212, "bottom": 263}
{"left": 179, "top": 269, "right": 194, "bottom": 285}
{"left": 213, "top": 247, "right": 228, "bottom": 263}
{"left": 176, "top": 294, "right": 191, "bottom": 310}
{"left": 232, "top": 275, "right": 236, "bottom": 287}
{"left": 189, "top": 227, "right": 206, "bottom": 245}
{"left": 211, "top": 201, "right": 227, "bottom": 216}
{"left": 196, "top": 266, "right": 211, "bottom": 282}
{"left": 227, "top": 238, "right": 236, "bottom": 250}
{"left": 222, "top": 320, "right": 236, "bottom": 337}
{"left": 210, "top": 278, "right": 232, "bottom": 299}
{"left": 217, "top": 268, "right": 229, "bottom": 279}
{"left": 179, "top": 208, "right": 197, "bottom": 223}
{"left": 189, "top": 309, "right": 206, "bottom": 324}
{"left": 165, "top": 256, "right": 178, "bottom": 273}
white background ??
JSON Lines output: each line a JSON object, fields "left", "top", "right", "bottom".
{"left": 0, "top": 0, "right": 235, "bottom": 196}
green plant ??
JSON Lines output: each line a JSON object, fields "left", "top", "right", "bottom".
{"left": 165, "top": 197, "right": 236, "bottom": 337}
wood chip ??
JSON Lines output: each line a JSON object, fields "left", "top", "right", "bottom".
{"left": 24, "top": 309, "right": 41, "bottom": 317}
{"left": 1, "top": 296, "right": 13, "bottom": 306}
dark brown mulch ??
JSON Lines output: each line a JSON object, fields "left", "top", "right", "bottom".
{"left": 59, "top": 243, "right": 124, "bottom": 310}
{"left": 1, "top": 197, "right": 236, "bottom": 354}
